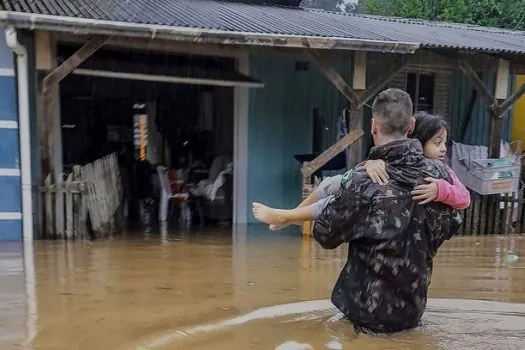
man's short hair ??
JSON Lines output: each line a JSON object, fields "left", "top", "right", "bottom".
{"left": 371, "top": 88, "right": 413, "bottom": 136}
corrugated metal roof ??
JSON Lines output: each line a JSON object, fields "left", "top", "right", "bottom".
{"left": 2, "top": 0, "right": 525, "bottom": 54}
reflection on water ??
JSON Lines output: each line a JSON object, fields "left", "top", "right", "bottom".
{"left": 0, "top": 226, "right": 524, "bottom": 349}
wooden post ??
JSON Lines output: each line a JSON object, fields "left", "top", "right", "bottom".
{"left": 489, "top": 59, "right": 510, "bottom": 158}
{"left": 347, "top": 106, "right": 364, "bottom": 167}
{"left": 65, "top": 173, "right": 73, "bottom": 239}
{"left": 348, "top": 52, "right": 366, "bottom": 167}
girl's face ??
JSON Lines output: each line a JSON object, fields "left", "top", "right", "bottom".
{"left": 423, "top": 128, "right": 447, "bottom": 161}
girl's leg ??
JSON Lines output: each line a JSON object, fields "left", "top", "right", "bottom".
{"left": 294, "top": 175, "right": 343, "bottom": 209}
{"left": 266, "top": 175, "right": 343, "bottom": 230}
{"left": 252, "top": 196, "right": 333, "bottom": 227}
{"left": 316, "top": 175, "right": 343, "bottom": 200}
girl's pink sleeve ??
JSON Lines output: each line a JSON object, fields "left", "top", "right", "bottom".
{"left": 436, "top": 166, "right": 471, "bottom": 209}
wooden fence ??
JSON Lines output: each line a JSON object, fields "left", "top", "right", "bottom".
{"left": 38, "top": 153, "right": 122, "bottom": 239}
{"left": 458, "top": 159, "right": 525, "bottom": 236}
{"left": 459, "top": 190, "right": 524, "bottom": 236}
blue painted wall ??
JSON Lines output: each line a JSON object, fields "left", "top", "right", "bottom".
{"left": 246, "top": 52, "right": 351, "bottom": 223}
{"left": 0, "top": 33, "right": 21, "bottom": 240}
{"left": 244, "top": 53, "right": 517, "bottom": 224}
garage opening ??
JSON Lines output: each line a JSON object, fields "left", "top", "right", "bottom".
{"left": 58, "top": 45, "right": 260, "bottom": 230}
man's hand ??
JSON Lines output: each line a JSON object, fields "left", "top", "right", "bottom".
{"left": 364, "top": 160, "right": 388, "bottom": 185}
{"left": 411, "top": 177, "right": 439, "bottom": 204}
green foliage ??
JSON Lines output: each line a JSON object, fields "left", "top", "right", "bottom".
{"left": 360, "top": 0, "right": 525, "bottom": 30}
{"left": 301, "top": 0, "right": 358, "bottom": 13}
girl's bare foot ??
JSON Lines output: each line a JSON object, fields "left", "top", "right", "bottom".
{"left": 252, "top": 202, "right": 287, "bottom": 226}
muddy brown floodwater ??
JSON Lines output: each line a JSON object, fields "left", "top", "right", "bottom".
{"left": 1, "top": 226, "right": 525, "bottom": 350}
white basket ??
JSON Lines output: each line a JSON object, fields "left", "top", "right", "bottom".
{"left": 467, "top": 158, "right": 521, "bottom": 195}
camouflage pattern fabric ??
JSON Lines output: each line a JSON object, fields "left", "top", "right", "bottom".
{"left": 313, "top": 139, "right": 463, "bottom": 334}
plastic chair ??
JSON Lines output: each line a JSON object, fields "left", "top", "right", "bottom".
{"left": 156, "top": 165, "right": 190, "bottom": 224}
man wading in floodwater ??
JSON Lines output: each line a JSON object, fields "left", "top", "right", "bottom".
{"left": 313, "top": 88, "right": 462, "bottom": 334}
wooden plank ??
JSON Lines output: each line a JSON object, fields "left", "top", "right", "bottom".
{"left": 472, "top": 194, "right": 481, "bottom": 235}
{"left": 35, "top": 31, "right": 54, "bottom": 70}
{"left": 480, "top": 194, "right": 488, "bottom": 235}
{"left": 55, "top": 174, "right": 64, "bottom": 239}
{"left": 42, "top": 35, "right": 110, "bottom": 89}
{"left": 503, "top": 194, "right": 512, "bottom": 235}
{"left": 353, "top": 51, "right": 367, "bottom": 90}
{"left": 463, "top": 196, "right": 472, "bottom": 235}
{"left": 91, "top": 162, "right": 100, "bottom": 234}
{"left": 44, "top": 175, "right": 53, "bottom": 238}
{"left": 494, "top": 196, "right": 502, "bottom": 234}
{"left": 65, "top": 173, "right": 73, "bottom": 239}
{"left": 81, "top": 164, "right": 94, "bottom": 232}
{"left": 356, "top": 56, "right": 408, "bottom": 109}
{"left": 104, "top": 156, "right": 113, "bottom": 233}
{"left": 77, "top": 152, "right": 123, "bottom": 238}
{"left": 302, "top": 129, "right": 364, "bottom": 178}
{"left": 98, "top": 156, "right": 109, "bottom": 236}
{"left": 72, "top": 166, "right": 82, "bottom": 239}
{"left": 79, "top": 167, "right": 89, "bottom": 240}
{"left": 306, "top": 50, "right": 358, "bottom": 106}
{"left": 486, "top": 195, "right": 495, "bottom": 234}
{"left": 495, "top": 59, "right": 510, "bottom": 100}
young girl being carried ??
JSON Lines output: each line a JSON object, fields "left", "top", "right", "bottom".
{"left": 252, "top": 112, "right": 470, "bottom": 229}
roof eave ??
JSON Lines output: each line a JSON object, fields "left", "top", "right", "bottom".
{"left": 0, "top": 11, "right": 420, "bottom": 54}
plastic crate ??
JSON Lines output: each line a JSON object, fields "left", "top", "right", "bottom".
{"left": 467, "top": 158, "right": 521, "bottom": 195}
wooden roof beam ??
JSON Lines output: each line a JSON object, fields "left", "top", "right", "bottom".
{"left": 302, "top": 50, "right": 408, "bottom": 177}
{"left": 458, "top": 59, "right": 497, "bottom": 109}
{"left": 301, "top": 129, "right": 364, "bottom": 178}
{"left": 43, "top": 35, "right": 111, "bottom": 91}
{"left": 305, "top": 50, "right": 359, "bottom": 106}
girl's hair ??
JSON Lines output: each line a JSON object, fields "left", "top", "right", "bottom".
{"left": 411, "top": 111, "right": 449, "bottom": 145}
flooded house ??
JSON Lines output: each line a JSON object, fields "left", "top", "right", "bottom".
{"left": 3, "top": 2, "right": 525, "bottom": 349}
{"left": 0, "top": 0, "right": 525, "bottom": 240}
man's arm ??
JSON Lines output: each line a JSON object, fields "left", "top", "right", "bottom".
{"left": 312, "top": 173, "right": 370, "bottom": 249}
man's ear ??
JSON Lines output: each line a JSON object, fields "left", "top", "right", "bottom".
{"left": 407, "top": 117, "right": 416, "bottom": 135}
{"left": 371, "top": 118, "right": 378, "bottom": 135}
